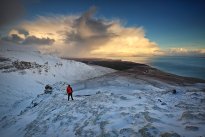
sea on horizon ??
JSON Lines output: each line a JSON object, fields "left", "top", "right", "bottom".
{"left": 121, "top": 56, "right": 205, "bottom": 80}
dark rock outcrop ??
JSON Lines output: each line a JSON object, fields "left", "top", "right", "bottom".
{"left": 44, "top": 85, "right": 52, "bottom": 94}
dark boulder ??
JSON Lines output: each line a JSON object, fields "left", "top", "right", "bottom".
{"left": 161, "top": 132, "right": 180, "bottom": 137}
{"left": 172, "top": 89, "right": 177, "bottom": 94}
{"left": 161, "top": 102, "right": 167, "bottom": 105}
{"left": 44, "top": 84, "right": 52, "bottom": 94}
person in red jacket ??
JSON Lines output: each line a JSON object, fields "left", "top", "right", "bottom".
{"left": 67, "top": 84, "right": 74, "bottom": 101}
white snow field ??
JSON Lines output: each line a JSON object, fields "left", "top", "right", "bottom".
{"left": 0, "top": 49, "right": 205, "bottom": 137}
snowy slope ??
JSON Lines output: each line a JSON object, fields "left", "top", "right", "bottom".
{"left": 0, "top": 49, "right": 115, "bottom": 119}
{"left": 0, "top": 72, "right": 205, "bottom": 137}
{"left": 0, "top": 49, "right": 205, "bottom": 137}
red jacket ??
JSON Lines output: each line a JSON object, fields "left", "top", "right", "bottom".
{"left": 67, "top": 86, "right": 73, "bottom": 94}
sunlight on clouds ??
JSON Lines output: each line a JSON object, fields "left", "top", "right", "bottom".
{"left": 91, "top": 23, "right": 163, "bottom": 57}
{"left": 3, "top": 7, "right": 204, "bottom": 58}
{"left": 1, "top": 7, "right": 164, "bottom": 58}
{"left": 1, "top": 7, "right": 205, "bottom": 59}
{"left": 9, "top": 29, "right": 25, "bottom": 39}
{"left": 19, "top": 15, "right": 78, "bottom": 44}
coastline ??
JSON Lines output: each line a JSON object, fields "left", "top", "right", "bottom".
{"left": 62, "top": 57, "right": 205, "bottom": 85}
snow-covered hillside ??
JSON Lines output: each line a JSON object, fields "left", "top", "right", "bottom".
{"left": 0, "top": 49, "right": 205, "bottom": 137}
{"left": 0, "top": 49, "right": 115, "bottom": 119}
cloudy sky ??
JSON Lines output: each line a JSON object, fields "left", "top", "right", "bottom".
{"left": 0, "top": 0, "right": 205, "bottom": 58}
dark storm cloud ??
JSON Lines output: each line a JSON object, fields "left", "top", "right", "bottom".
{"left": 75, "top": 6, "right": 109, "bottom": 35}
{"left": 1, "top": 34, "right": 23, "bottom": 43}
{"left": 0, "top": 0, "right": 24, "bottom": 28}
{"left": 65, "top": 6, "right": 115, "bottom": 49}
{"left": 22, "top": 36, "right": 55, "bottom": 45}
{"left": 16, "top": 28, "right": 29, "bottom": 36}
{"left": 1, "top": 34, "right": 54, "bottom": 45}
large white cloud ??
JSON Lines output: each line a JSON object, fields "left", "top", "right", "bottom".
{"left": 1, "top": 7, "right": 164, "bottom": 58}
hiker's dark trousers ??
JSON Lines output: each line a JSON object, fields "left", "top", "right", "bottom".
{"left": 68, "top": 93, "right": 73, "bottom": 101}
